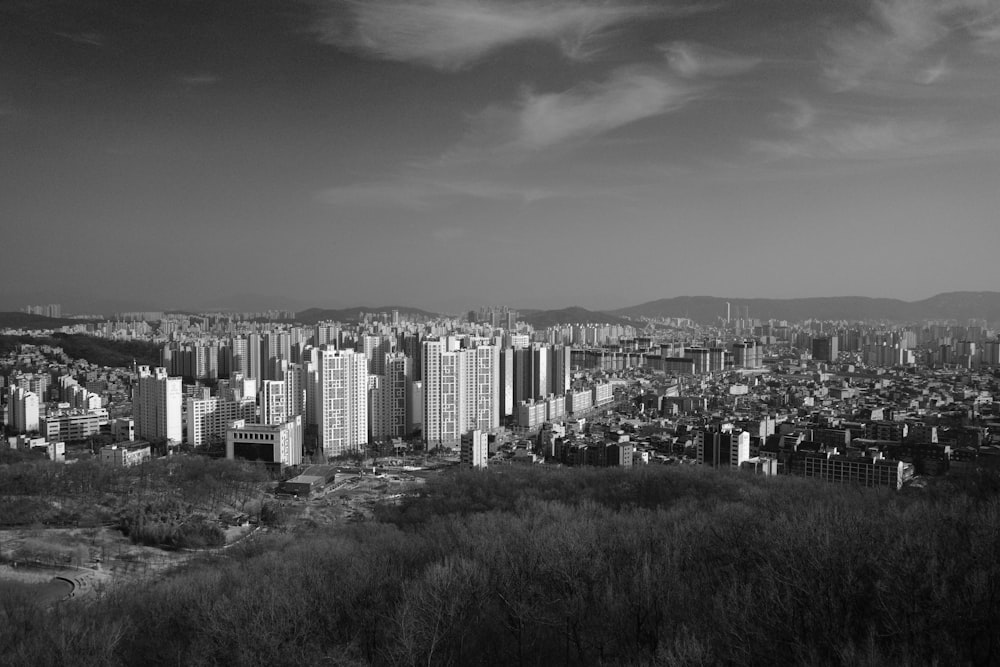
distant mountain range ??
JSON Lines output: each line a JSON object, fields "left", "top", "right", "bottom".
{"left": 611, "top": 292, "right": 1000, "bottom": 324}
{"left": 0, "top": 312, "right": 93, "bottom": 329}
{"left": 517, "top": 307, "right": 634, "bottom": 329}
{"left": 5, "top": 292, "right": 1000, "bottom": 329}
{"left": 295, "top": 306, "right": 439, "bottom": 325}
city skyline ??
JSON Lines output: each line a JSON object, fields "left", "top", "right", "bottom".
{"left": 3, "top": 0, "right": 999, "bottom": 313}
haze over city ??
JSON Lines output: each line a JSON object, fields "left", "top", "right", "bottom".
{"left": 3, "top": 0, "right": 999, "bottom": 313}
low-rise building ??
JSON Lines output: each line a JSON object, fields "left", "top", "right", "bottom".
{"left": 100, "top": 441, "right": 151, "bottom": 467}
{"left": 226, "top": 415, "right": 303, "bottom": 466}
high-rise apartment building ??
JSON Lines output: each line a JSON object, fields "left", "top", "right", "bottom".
{"left": 133, "top": 366, "right": 183, "bottom": 443}
{"left": 308, "top": 347, "right": 368, "bottom": 458}
{"left": 369, "top": 352, "right": 412, "bottom": 441}
{"left": 186, "top": 395, "right": 256, "bottom": 447}
{"left": 314, "top": 322, "right": 339, "bottom": 348}
{"left": 228, "top": 336, "right": 249, "bottom": 377}
{"left": 549, "top": 344, "right": 572, "bottom": 396}
{"left": 8, "top": 387, "right": 40, "bottom": 434}
{"left": 422, "top": 339, "right": 499, "bottom": 449}
{"left": 260, "top": 380, "right": 287, "bottom": 425}
{"left": 363, "top": 335, "right": 392, "bottom": 376}
{"left": 513, "top": 344, "right": 549, "bottom": 405}
{"left": 264, "top": 331, "right": 291, "bottom": 380}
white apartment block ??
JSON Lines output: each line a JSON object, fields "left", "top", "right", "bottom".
{"left": 186, "top": 396, "right": 256, "bottom": 447}
{"left": 133, "top": 366, "right": 183, "bottom": 444}
{"left": 309, "top": 347, "right": 368, "bottom": 458}
{"left": 423, "top": 339, "right": 499, "bottom": 449}
{"left": 9, "top": 387, "right": 40, "bottom": 434}
{"left": 260, "top": 380, "right": 287, "bottom": 425}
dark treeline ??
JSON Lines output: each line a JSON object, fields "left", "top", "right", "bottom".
{"left": 3, "top": 466, "right": 1000, "bottom": 666}
{"left": 0, "top": 333, "right": 160, "bottom": 367}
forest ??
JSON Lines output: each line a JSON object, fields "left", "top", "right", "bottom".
{"left": 2, "top": 464, "right": 1000, "bottom": 666}
{"left": 0, "top": 333, "right": 160, "bottom": 368}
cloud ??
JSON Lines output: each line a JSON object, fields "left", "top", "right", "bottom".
{"left": 915, "top": 57, "right": 950, "bottom": 84}
{"left": 317, "top": 177, "right": 562, "bottom": 209}
{"left": 312, "top": 0, "right": 680, "bottom": 70}
{"left": 54, "top": 31, "right": 104, "bottom": 47}
{"left": 783, "top": 99, "right": 818, "bottom": 132}
{"left": 455, "top": 65, "right": 699, "bottom": 154}
{"left": 661, "top": 41, "right": 761, "bottom": 78}
{"left": 822, "top": 0, "right": 1000, "bottom": 91}
{"left": 752, "top": 117, "right": 952, "bottom": 160}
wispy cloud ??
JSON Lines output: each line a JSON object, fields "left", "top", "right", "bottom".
{"left": 312, "top": 0, "right": 683, "bottom": 70}
{"left": 822, "top": 0, "right": 1000, "bottom": 91}
{"left": 778, "top": 98, "right": 818, "bottom": 132}
{"left": 317, "top": 176, "right": 563, "bottom": 210}
{"left": 915, "top": 57, "right": 950, "bottom": 84}
{"left": 54, "top": 31, "right": 104, "bottom": 47}
{"left": 455, "top": 65, "right": 699, "bottom": 155}
{"left": 752, "top": 117, "right": 952, "bottom": 160}
{"left": 661, "top": 41, "right": 761, "bottom": 78}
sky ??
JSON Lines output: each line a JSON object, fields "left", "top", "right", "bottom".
{"left": 1, "top": 0, "right": 999, "bottom": 314}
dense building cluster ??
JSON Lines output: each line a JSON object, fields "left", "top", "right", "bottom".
{"left": 2, "top": 308, "right": 999, "bottom": 491}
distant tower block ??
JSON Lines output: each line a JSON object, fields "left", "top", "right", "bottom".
{"left": 726, "top": 302, "right": 731, "bottom": 323}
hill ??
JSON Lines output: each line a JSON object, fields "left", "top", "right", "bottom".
{"left": 0, "top": 312, "right": 90, "bottom": 329}
{"left": 613, "top": 291, "right": 1000, "bottom": 323}
{"left": 295, "top": 306, "right": 439, "bottom": 325}
{"left": 518, "top": 306, "right": 634, "bottom": 329}
{"left": 2, "top": 465, "right": 999, "bottom": 665}
{"left": 0, "top": 333, "right": 160, "bottom": 367}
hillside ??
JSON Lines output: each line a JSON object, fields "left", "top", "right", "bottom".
{"left": 518, "top": 306, "right": 634, "bottom": 329}
{"left": 295, "top": 305, "right": 438, "bottom": 325}
{"left": 0, "top": 333, "right": 160, "bottom": 367}
{"left": 613, "top": 291, "right": 1000, "bottom": 323}
{"left": 3, "top": 465, "right": 999, "bottom": 666}
{"left": 0, "top": 312, "right": 89, "bottom": 329}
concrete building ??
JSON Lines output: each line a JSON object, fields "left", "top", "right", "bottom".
{"left": 133, "top": 366, "right": 183, "bottom": 444}
{"left": 112, "top": 417, "right": 135, "bottom": 442}
{"left": 812, "top": 336, "right": 839, "bottom": 363}
{"left": 40, "top": 409, "right": 108, "bottom": 442}
{"left": 696, "top": 428, "right": 750, "bottom": 468}
{"left": 308, "top": 347, "right": 369, "bottom": 458}
{"left": 422, "top": 339, "right": 499, "bottom": 449}
{"left": 802, "top": 453, "right": 912, "bottom": 490}
{"left": 186, "top": 396, "right": 257, "bottom": 447}
{"left": 460, "top": 429, "right": 488, "bottom": 469}
{"left": 8, "top": 387, "right": 40, "bottom": 434}
{"left": 516, "top": 399, "right": 548, "bottom": 429}
{"left": 369, "top": 352, "right": 412, "bottom": 442}
{"left": 260, "top": 380, "right": 287, "bottom": 425}
{"left": 226, "top": 415, "right": 303, "bottom": 466}
{"left": 101, "top": 442, "right": 151, "bottom": 467}
{"left": 514, "top": 344, "right": 549, "bottom": 405}
{"left": 567, "top": 388, "right": 594, "bottom": 414}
